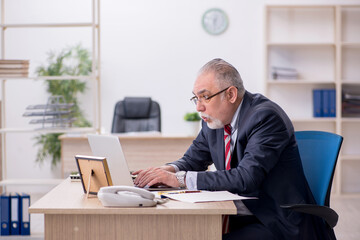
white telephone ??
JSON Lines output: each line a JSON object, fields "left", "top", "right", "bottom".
{"left": 98, "top": 186, "right": 157, "bottom": 207}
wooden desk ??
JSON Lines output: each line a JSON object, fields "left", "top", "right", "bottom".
{"left": 60, "top": 134, "right": 195, "bottom": 178}
{"left": 29, "top": 179, "right": 237, "bottom": 240}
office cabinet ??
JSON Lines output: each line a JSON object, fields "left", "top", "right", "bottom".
{"left": 265, "top": 5, "right": 360, "bottom": 195}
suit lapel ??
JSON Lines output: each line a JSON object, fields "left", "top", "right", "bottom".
{"left": 237, "top": 91, "right": 253, "bottom": 130}
{"left": 233, "top": 91, "right": 253, "bottom": 166}
{"left": 215, "top": 128, "right": 225, "bottom": 170}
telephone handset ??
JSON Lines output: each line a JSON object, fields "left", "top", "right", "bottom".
{"left": 98, "top": 186, "right": 157, "bottom": 207}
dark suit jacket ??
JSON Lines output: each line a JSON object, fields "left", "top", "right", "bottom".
{"left": 171, "top": 91, "right": 335, "bottom": 239}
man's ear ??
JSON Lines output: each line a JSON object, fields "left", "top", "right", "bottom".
{"left": 228, "top": 86, "right": 238, "bottom": 103}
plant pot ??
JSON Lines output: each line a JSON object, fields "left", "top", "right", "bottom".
{"left": 185, "top": 121, "right": 201, "bottom": 136}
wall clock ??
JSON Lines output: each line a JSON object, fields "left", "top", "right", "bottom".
{"left": 202, "top": 8, "right": 229, "bottom": 35}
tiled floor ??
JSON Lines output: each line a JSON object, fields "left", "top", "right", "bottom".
{"left": 332, "top": 195, "right": 360, "bottom": 240}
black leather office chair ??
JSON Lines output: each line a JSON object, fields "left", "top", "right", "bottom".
{"left": 111, "top": 97, "right": 161, "bottom": 133}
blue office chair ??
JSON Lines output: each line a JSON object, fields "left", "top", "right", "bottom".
{"left": 281, "top": 131, "right": 343, "bottom": 229}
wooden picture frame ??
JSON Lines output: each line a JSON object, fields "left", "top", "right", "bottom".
{"left": 75, "top": 155, "right": 113, "bottom": 196}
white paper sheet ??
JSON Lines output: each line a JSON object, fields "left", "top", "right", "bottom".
{"left": 161, "top": 190, "right": 256, "bottom": 203}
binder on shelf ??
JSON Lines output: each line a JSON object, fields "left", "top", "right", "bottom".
{"left": 313, "top": 89, "right": 336, "bottom": 118}
{"left": 329, "top": 89, "right": 336, "bottom": 117}
{"left": 20, "top": 193, "right": 30, "bottom": 235}
{"left": 313, "top": 89, "right": 323, "bottom": 117}
{"left": 322, "top": 89, "right": 330, "bottom": 117}
{"left": 0, "top": 193, "right": 11, "bottom": 235}
{"left": 10, "top": 193, "right": 20, "bottom": 235}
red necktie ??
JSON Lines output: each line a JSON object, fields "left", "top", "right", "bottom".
{"left": 223, "top": 124, "right": 232, "bottom": 234}
{"left": 224, "top": 124, "right": 232, "bottom": 170}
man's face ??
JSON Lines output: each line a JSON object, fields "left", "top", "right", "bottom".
{"left": 192, "top": 72, "right": 232, "bottom": 129}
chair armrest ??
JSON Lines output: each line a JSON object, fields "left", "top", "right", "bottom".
{"left": 280, "top": 204, "right": 338, "bottom": 228}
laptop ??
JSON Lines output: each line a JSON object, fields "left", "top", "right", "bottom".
{"left": 87, "top": 134, "right": 181, "bottom": 190}
{"left": 88, "top": 134, "right": 134, "bottom": 186}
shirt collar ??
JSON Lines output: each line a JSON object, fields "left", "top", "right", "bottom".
{"left": 229, "top": 100, "right": 243, "bottom": 133}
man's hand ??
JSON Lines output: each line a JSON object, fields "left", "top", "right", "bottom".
{"left": 133, "top": 166, "right": 179, "bottom": 188}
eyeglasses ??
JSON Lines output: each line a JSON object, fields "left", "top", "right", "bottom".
{"left": 190, "top": 86, "right": 231, "bottom": 105}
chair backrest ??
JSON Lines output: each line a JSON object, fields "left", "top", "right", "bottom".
{"left": 295, "top": 131, "right": 343, "bottom": 207}
{"left": 111, "top": 97, "right": 161, "bottom": 133}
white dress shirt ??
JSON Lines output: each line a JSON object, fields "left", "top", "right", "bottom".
{"left": 178, "top": 100, "right": 243, "bottom": 190}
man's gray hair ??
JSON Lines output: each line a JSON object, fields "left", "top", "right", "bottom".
{"left": 198, "top": 58, "right": 245, "bottom": 97}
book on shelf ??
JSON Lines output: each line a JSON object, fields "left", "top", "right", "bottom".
{"left": 313, "top": 89, "right": 336, "bottom": 118}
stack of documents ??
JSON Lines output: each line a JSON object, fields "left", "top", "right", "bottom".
{"left": 271, "top": 66, "right": 298, "bottom": 80}
{"left": 0, "top": 60, "right": 29, "bottom": 78}
{"left": 23, "top": 95, "right": 75, "bottom": 129}
{"left": 158, "top": 190, "right": 256, "bottom": 203}
{"left": 342, "top": 89, "right": 360, "bottom": 117}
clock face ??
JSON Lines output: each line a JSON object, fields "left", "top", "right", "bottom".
{"left": 202, "top": 8, "right": 229, "bottom": 35}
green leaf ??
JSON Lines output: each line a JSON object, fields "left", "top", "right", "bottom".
{"left": 184, "top": 112, "right": 201, "bottom": 121}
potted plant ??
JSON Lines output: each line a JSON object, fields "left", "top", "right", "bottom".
{"left": 34, "top": 44, "right": 92, "bottom": 167}
{"left": 184, "top": 112, "right": 201, "bottom": 136}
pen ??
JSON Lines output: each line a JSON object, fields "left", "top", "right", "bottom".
{"left": 157, "top": 190, "right": 201, "bottom": 197}
{"left": 167, "top": 190, "right": 201, "bottom": 194}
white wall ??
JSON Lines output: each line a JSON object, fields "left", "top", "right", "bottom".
{"left": 100, "top": 0, "right": 264, "bottom": 135}
{"left": 2, "top": 0, "right": 359, "bottom": 191}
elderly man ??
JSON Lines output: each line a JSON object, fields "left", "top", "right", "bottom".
{"left": 134, "top": 59, "right": 334, "bottom": 240}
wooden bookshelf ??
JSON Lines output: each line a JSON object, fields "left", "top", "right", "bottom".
{"left": 265, "top": 5, "right": 360, "bottom": 195}
{"left": 0, "top": 0, "right": 101, "bottom": 190}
